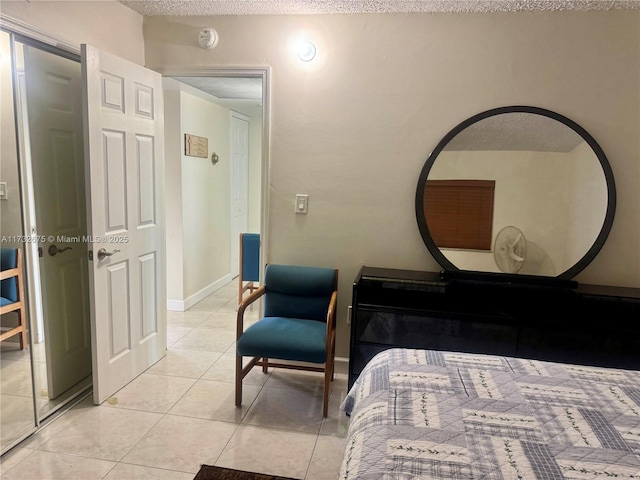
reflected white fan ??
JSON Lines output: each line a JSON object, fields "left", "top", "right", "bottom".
{"left": 493, "top": 226, "right": 527, "bottom": 273}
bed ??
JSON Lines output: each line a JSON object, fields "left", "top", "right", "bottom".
{"left": 339, "top": 348, "right": 640, "bottom": 479}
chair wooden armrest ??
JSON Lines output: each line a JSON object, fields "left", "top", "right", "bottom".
{"left": 323, "top": 289, "right": 339, "bottom": 415}
{"left": 236, "top": 286, "right": 265, "bottom": 339}
{"left": 325, "top": 290, "right": 338, "bottom": 342}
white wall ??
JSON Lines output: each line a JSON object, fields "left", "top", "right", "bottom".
{"left": 144, "top": 10, "right": 640, "bottom": 357}
{"left": 431, "top": 146, "right": 606, "bottom": 276}
{"left": 165, "top": 79, "right": 263, "bottom": 309}
{"left": 0, "top": 1, "right": 144, "bottom": 64}
{"left": 565, "top": 141, "right": 609, "bottom": 269}
{"left": 181, "top": 91, "right": 232, "bottom": 299}
{"left": 0, "top": 31, "right": 23, "bottom": 247}
{"left": 163, "top": 86, "right": 185, "bottom": 303}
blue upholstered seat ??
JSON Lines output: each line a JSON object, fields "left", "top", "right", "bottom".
{"left": 235, "top": 263, "right": 338, "bottom": 417}
{"left": 237, "top": 317, "right": 327, "bottom": 363}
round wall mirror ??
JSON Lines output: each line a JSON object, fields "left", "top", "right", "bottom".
{"left": 415, "top": 106, "right": 616, "bottom": 280}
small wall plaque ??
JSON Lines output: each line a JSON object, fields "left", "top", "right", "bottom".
{"left": 185, "top": 134, "right": 208, "bottom": 158}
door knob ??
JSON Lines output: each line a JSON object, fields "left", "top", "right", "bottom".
{"left": 97, "top": 248, "right": 120, "bottom": 260}
{"left": 48, "top": 245, "right": 72, "bottom": 256}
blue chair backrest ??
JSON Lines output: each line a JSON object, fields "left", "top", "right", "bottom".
{"left": 241, "top": 233, "right": 260, "bottom": 282}
{"left": 263, "top": 264, "right": 336, "bottom": 322}
{"left": 0, "top": 248, "right": 18, "bottom": 302}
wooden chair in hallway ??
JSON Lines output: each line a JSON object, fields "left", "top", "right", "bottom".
{"left": 1, "top": 247, "right": 28, "bottom": 349}
{"left": 238, "top": 233, "right": 260, "bottom": 305}
{"left": 235, "top": 263, "right": 338, "bottom": 417}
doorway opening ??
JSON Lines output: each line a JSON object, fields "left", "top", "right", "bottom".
{"left": 161, "top": 69, "right": 269, "bottom": 311}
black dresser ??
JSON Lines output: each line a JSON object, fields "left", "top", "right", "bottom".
{"left": 348, "top": 266, "right": 640, "bottom": 388}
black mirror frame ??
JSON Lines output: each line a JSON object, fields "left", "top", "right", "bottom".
{"left": 415, "top": 105, "right": 617, "bottom": 280}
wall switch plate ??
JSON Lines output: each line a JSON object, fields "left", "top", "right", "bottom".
{"left": 295, "top": 194, "right": 308, "bottom": 214}
{"left": 0, "top": 182, "right": 7, "bottom": 200}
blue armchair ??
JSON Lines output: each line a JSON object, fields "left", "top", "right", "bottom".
{"left": 1, "top": 248, "right": 28, "bottom": 349}
{"left": 235, "top": 264, "right": 338, "bottom": 417}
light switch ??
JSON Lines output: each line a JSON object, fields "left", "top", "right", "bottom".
{"left": 295, "top": 194, "right": 308, "bottom": 214}
{"left": 0, "top": 182, "right": 7, "bottom": 200}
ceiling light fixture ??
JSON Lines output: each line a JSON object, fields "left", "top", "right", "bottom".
{"left": 297, "top": 41, "right": 316, "bottom": 62}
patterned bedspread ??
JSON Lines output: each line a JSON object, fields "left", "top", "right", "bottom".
{"left": 339, "top": 348, "right": 640, "bottom": 479}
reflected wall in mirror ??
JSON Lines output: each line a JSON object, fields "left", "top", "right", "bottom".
{"left": 415, "top": 106, "right": 616, "bottom": 279}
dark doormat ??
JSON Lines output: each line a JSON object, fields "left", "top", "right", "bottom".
{"left": 193, "top": 465, "right": 301, "bottom": 480}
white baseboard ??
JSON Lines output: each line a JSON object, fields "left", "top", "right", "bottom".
{"left": 167, "top": 273, "right": 233, "bottom": 311}
{"left": 334, "top": 356, "right": 349, "bottom": 374}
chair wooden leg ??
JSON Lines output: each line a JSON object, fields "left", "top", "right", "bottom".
{"left": 262, "top": 357, "right": 269, "bottom": 373}
{"left": 235, "top": 354, "right": 243, "bottom": 407}
{"left": 19, "top": 314, "right": 26, "bottom": 350}
{"left": 20, "top": 306, "right": 27, "bottom": 350}
{"left": 330, "top": 348, "right": 335, "bottom": 381}
{"left": 331, "top": 342, "right": 336, "bottom": 381}
{"left": 323, "top": 364, "right": 331, "bottom": 418}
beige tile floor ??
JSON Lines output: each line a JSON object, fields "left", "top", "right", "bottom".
{"left": 0, "top": 281, "right": 351, "bottom": 479}
{"left": 1, "top": 338, "right": 93, "bottom": 446}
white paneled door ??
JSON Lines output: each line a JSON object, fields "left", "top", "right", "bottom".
{"left": 81, "top": 45, "right": 166, "bottom": 404}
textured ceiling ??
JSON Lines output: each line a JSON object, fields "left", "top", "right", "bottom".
{"left": 445, "top": 113, "right": 584, "bottom": 152}
{"left": 118, "top": 0, "right": 640, "bottom": 16}
{"left": 136, "top": 0, "right": 640, "bottom": 123}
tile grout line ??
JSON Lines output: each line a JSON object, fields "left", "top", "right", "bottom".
{"left": 112, "top": 288, "right": 238, "bottom": 478}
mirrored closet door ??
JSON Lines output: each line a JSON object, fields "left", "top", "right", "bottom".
{"left": 0, "top": 28, "right": 92, "bottom": 455}
{"left": 1, "top": 28, "right": 37, "bottom": 454}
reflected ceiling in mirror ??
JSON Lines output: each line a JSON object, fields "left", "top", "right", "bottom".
{"left": 415, "top": 106, "right": 616, "bottom": 280}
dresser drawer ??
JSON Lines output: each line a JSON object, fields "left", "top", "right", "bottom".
{"left": 354, "top": 307, "right": 518, "bottom": 354}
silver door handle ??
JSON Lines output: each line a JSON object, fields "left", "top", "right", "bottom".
{"left": 97, "top": 248, "right": 120, "bottom": 260}
{"left": 48, "top": 245, "right": 72, "bottom": 256}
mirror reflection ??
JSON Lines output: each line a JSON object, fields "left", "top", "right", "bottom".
{"left": 1, "top": 30, "right": 94, "bottom": 454}
{"left": 1, "top": 29, "right": 37, "bottom": 452}
{"left": 416, "top": 107, "right": 615, "bottom": 279}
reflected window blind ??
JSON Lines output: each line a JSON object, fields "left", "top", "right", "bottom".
{"left": 423, "top": 180, "right": 495, "bottom": 250}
